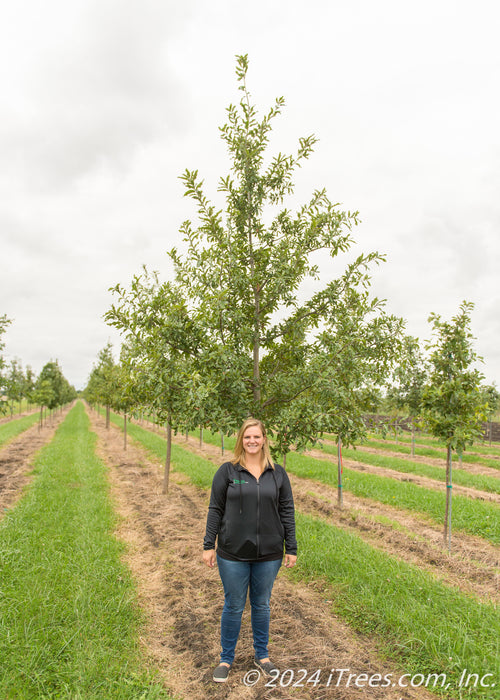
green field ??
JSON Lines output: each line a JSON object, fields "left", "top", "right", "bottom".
{"left": 105, "top": 411, "right": 499, "bottom": 699}
{"left": 5, "top": 403, "right": 495, "bottom": 699}
{"left": 0, "top": 403, "right": 171, "bottom": 699}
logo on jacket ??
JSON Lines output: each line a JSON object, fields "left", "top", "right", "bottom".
{"left": 232, "top": 479, "right": 248, "bottom": 484}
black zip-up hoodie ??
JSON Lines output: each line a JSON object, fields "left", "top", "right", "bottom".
{"left": 203, "top": 461, "right": 297, "bottom": 562}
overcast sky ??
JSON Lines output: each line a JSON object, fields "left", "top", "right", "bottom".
{"left": 1, "top": 0, "right": 499, "bottom": 390}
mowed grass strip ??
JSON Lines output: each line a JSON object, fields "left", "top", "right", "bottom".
{"left": 360, "top": 439, "right": 500, "bottom": 472}
{"left": 0, "top": 411, "right": 41, "bottom": 448}
{"left": 293, "top": 513, "right": 499, "bottom": 698}
{"left": 362, "top": 434, "right": 500, "bottom": 469}
{"left": 0, "top": 402, "right": 171, "bottom": 699}
{"left": 316, "top": 442, "right": 500, "bottom": 494}
{"left": 111, "top": 415, "right": 499, "bottom": 699}
{"left": 325, "top": 430, "right": 500, "bottom": 464}
{"left": 285, "top": 451, "right": 500, "bottom": 544}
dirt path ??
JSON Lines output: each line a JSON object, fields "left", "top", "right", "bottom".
{"left": 90, "top": 412, "right": 442, "bottom": 700}
{"left": 170, "top": 433, "right": 499, "bottom": 604}
{"left": 0, "top": 410, "right": 70, "bottom": 514}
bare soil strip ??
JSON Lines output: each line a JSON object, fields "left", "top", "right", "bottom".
{"left": 172, "top": 434, "right": 499, "bottom": 604}
{"left": 0, "top": 411, "right": 70, "bottom": 514}
{"left": 90, "top": 412, "right": 440, "bottom": 700}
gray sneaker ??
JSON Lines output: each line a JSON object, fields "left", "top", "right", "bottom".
{"left": 213, "top": 663, "right": 231, "bottom": 682}
{"left": 254, "top": 657, "right": 279, "bottom": 676}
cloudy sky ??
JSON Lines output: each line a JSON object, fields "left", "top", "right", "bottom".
{"left": 1, "top": 0, "right": 499, "bottom": 390}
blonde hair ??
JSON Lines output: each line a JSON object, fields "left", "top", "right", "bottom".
{"left": 231, "top": 418, "right": 274, "bottom": 470}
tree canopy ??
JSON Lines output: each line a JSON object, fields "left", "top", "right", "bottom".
{"left": 107, "top": 55, "right": 404, "bottom": 456}
{"left": 422, "top": 301, "right": 486, "bottom": 454}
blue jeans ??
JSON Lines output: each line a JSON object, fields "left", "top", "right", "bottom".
{"left": 216, "top": 555, "right": 282, "bottom": 665}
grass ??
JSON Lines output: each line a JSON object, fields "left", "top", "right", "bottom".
{"left": 107, "top": 411, "right": 499, "bottom": 699}
{"left": 364, "top": 432, "right": 500, "bottom": 459}
{"left": 0, "top": 411, "right": 41, "bottom": 448}
{"left": 316, "top": 442, "right": 500, "bottom": 494}
{"left": 292, "top": 512, "right": 499, "bottom": 699}
{"left": 359, "top": 438, "right": 500, "bottom": 471}
{"left": 284, "top": 451, "right": 500, "bottom": 545}
{"left": 0, "top": 402, "right": 172, "bottom": 699}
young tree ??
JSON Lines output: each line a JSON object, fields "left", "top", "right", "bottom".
{"left": 106, "top": 270, "right": 218, "bottom": 492}
{"left": 34, "top": 361, "right": 76, "bottom": 424}
{"left": 112, "top": 347, "right": 140, "bottom": 451}
{"left": 32, "top": 379, "right": 55, "bottom": 429}
{"left": 481, "top": 383, "right": 500, "bottom": 445}
{"left": 0, "top": 315, "right": 12, "bottom": 415}
{"left": 316, "top": 304, "right": 404, "bottom": 506}
{"left": 5, "top": 358, "right": 25, "bottom": 416}
{"left": 24, "top": 365, "right": 37, "bottom": 409}
{"left": 85, "top": 344, "right": 118, "bottom": 428}
{"left": 386, "top": 336, "right": 428, "bottom": 455}
{"left": 422, "top": 302, "right": 487, "bottom": 548}
{"left": 166, "top": 54, "right": 403, "bottom": 453}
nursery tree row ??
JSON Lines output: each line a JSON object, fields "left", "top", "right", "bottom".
{"left": 87, "top": 57, "right": 493, "bottom": 533}
{"left": 0, "top": 317, "right": 77, "bottom": 417}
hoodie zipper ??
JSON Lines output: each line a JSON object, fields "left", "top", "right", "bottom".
{"left": 255, "top": 465, "right": 271, "bottom": 558}
{"left": 256, "top": 479, "right": 260, "bottom": 557}
{"left": 240, "top": 464, "right": 271, "bottom": 558}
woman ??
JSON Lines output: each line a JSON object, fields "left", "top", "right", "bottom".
{"left": 203, "top": 418, "right": 297, "bottom": 683}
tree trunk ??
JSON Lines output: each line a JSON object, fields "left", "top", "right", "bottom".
{"left": 252, "top": 319, "right": 261, "bottom": 405}
{"left": 106, "top": 405, "right": 110, "bottom": 429}
{"left": 199, "top": 426, "right": 203, "bottom": 449}
{"left": 123, "top": 413, "right": 127, "bottom": 450}
{"left": 220, "top": 431, "right": 225, "bottom": 456}
{"left": 444, "top": 445, "right": 452, "bottom": 550}
{"left": 248, "top": 222, "right": 261, "bottom": 406}
{"left": 337, "top": 436, "right": 343, "bottom": 508}
{"left": 162, "top": 419, "right": 172, "bottom": 495}
{"left": 411, "top": 422, "right": 415, "bottom": 457}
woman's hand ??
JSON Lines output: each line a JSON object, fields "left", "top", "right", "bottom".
{"left": 202, "top": 549, "right": 216, "bottom": 568}
{"left": 284, "top": 554, "right": 297, "bottom": 568}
